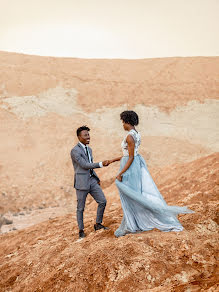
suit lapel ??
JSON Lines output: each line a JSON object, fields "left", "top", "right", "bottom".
{"left": 77, "top": 143, "right": 89, "bottom": 162}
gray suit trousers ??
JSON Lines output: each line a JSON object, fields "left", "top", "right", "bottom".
{"left": 76, "top": 176, "right": 107, "bottom": 230}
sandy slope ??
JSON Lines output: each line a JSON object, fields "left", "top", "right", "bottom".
{"left": 0, "top": 51, "right": 219, "bottom": 112}
{"left": 0, "top": 153, "right": 218, "bottom": 291}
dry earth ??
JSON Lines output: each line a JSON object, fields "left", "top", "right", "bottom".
{"left": 0, "top": 52, "right": 219, "bottom": 291}
{"left": 0, "top": 153, "right": 218, "bottom": 291}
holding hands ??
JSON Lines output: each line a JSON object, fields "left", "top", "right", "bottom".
{"left": 103, "top": 156, "right": 122, "bottom": 167}
{"left": 102, "top": 156, "right": 123, "bottom": 182}
{"left": 103, "top": 160, "right": 110, "bottom": 166}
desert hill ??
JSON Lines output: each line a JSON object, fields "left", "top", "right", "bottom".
{"left": 0, "top": 52, "right": 218, "bottom": 216}
{"left": 0, "top": 51, "right": 218, "bottom": 112}
{"left": 0, "top": 51, "right": 218, "bottom": 291}
{"left": 0, "top": 153, "right": 218, "bottom": 291}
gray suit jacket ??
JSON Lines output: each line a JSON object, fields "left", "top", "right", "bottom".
{"left": 70, "top": 143, "right": 101, "bottom": 190}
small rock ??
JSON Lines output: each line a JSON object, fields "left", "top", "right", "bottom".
{"left": 147, "top": 274, "right": 152, "bottom": 281}
{"left": 0, "top": 216, "right": 13, "bottom": 227}
{"left": 5, "top": 218, "right": 13, "bottom": 225}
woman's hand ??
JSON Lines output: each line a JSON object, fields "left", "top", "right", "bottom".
{"left": 103, "top": 160, "right": 110, "bottom": 166}
{"left": 116, "top": 174, "right": 123, "bottom": 182}
{"left": 102, "top": 159, "right": 114, "bottom": 166}
{"left": 108, "top": 157, "right": 122, "bottom": 164}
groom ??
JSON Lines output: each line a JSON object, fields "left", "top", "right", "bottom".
{"left": 70, "top": 125, "right": 109, "bottom": 239}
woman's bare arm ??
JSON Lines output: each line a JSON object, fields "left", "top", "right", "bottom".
{"left": 116, "top": 135, "right": 135, "bottom": 181}
{"left": 109, "top": 156, "right": 123, "bottom": 164}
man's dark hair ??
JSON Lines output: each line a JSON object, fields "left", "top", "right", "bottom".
{"left": 120, "top": 111, "right": 139, "bottom": 126}
{"left": 76, "top": 125, "right": 90, "bottom": 137}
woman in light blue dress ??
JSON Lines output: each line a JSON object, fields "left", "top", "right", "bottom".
{"left": 109, "top": 111, "right": 194, "bottom": 237}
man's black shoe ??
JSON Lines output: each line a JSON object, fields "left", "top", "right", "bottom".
{"left": 79, "top": 230, "right": 85, "bottom": 239}
{"left": 94, "top": 223, "right": 109, "bottom": 231}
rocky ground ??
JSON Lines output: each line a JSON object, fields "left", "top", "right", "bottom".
{"left": 0, "top": 153, "right": 218, "bottom": 291}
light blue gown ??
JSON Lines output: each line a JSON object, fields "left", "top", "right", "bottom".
{"left": 115, "top": 129, "right": 194, "bottom": 237}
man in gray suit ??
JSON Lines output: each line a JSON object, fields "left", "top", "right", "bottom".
{"left": 70, "top": 126, "right": 109, "bottom": 239}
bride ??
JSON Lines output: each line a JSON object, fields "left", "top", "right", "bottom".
{"left": 108, "top": 110, "right": 194, "bottom": 237}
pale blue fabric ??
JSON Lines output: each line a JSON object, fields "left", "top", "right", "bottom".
{"left": 115, "top": 155, "right": 194, "bottom": 237}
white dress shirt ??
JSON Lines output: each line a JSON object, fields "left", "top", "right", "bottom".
{"left": 79, "top": 142, "right": 103, "bottom": 168}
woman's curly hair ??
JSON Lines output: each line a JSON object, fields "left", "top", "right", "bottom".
{"left": 120, "top": 111, "right": 139, "bottom": 126}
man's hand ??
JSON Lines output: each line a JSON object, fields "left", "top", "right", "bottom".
{"left": 103, "top": 160, "right": 110, "bottom": 167}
